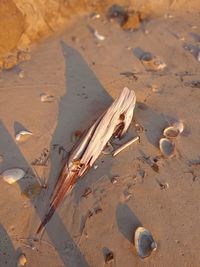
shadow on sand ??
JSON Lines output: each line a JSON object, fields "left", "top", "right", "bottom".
{"left": 0, "top": 41, "right": 113, "bottom": 267}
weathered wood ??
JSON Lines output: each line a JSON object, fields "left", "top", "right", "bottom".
{"left": 37, "top": 87, "right": 136, "bottom": 233}
{"left": 112, "top": 136, "right": 139, "bottom": 157}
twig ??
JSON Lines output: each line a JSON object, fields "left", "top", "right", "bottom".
{"left": 112, "top": 136, "right": 139, "bottom": 157}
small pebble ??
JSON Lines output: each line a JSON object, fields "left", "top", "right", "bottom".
{"left": 17, "top": 254, "right": 27, "bottom": 267}
{"left": 94, "top": 165, "right": 98, "bottom": 169}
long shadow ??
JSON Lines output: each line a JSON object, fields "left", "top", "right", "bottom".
{"left": 0, "top": 121, "right": 90, "bottom": 267}
{"left": 0, "top": 224, "right": 17, "bottom": 267}
{"left": 0, "top": 41, "right": 113, "bottom": 267}
{"left": 116, "top": 203, "right": 142, "bottom": 243}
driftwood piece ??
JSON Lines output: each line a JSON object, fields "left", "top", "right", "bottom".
{"left": 112, "top": 136, "right": 139, "bottom": 157}
{"left": 36, "top": 87, "right": 136, "bottom": 233}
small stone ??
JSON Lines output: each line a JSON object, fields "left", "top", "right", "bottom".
{"left": 1, "top": 168, "right": 25, "bottom": 184}
{"left": 94, "top": 165, "right": 98, "bottom": 169}
{"left": 40, "top": 93, "right": 55, "bottom": 103}
{"left": 17, "top": 254, "right": 27, "bottom": 267}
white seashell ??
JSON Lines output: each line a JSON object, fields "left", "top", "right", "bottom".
{"left": 159, "top": 138, "right": 175, "bottom": 158}
{"left": 40, "top": 94, "right": 55, "bottom": 103}
{"left": 17, "top": 254, "right": 27, "bottom": 267}
{"left": 1, "top": 168, "right": 25, "bottom": 184}
{"left": 134, "top": 227, "right": 157, "bottom": 258}
{"left": 94, "top": 30, "right": 105, "bottom": 41}
{"left": 173, "top": 121, "right": 184, "bottom": 133}
{"left": 16, "top": 130, "right": 33, "bottom": 141}
{"left": 163, "top": 126, "right": 179, "bottom": 139}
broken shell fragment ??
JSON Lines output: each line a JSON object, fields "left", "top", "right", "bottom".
{"left": 40, "top": 94, "right": 55, "bottom": 103}
{"left": 17, "top": 253, "right": 27, "bottom": 267}
{"left": 134, "top": 227, "right": 157, "bottom": 258}
{"left": 1, "top": 168, "right": 25, "bottom": 184}
{"left": 141, "top": 53, "right": 166, "bottom": 71}
{"left": 163, "top": 126, "right": 180, "bottom": 139}
{"left": 93, "top": 30, "right": 105, "bottom": 41}
{"left": 159, "top": 138, "right": 175, "bottom": 158}
{"left": 16, "top": 130, "right": 33, "bottom": 141}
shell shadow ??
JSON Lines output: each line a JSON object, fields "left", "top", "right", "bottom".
{"left": 116, "top": 203, "right": 142, "bottom": 243}
{"left": 0, "top": 224, "right": 17, "bottom": 267}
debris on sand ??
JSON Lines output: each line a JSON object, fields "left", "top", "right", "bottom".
{"left": 36, "top": 87, "right": 136, "bottom": 233}
{"left": 93, "top": 29, "right": 105, "bottom": 41}
{"left": 81, "top": 187, "right": 92, "bottom": 198}
{"left": 17, "top": 253, "right": 27, "bottom": 267}
{"left": 140, "top": 53, "right": 167, "bottom": 71}
{"left": 1, "top": 168, "right": 25, "bottom": 184}
{"left": 105, "top": 250, "right": 114, "bottom": 263}
{"left": 112, "top": 136, "right": 139, "bottom": 157}
{"left": 40, "top": 93, "right": 55, "bottom": 103}
{"left": 134, "top": 227, "right": 157, "bottom": 258}
{"left": 15, "top": 130, "right": 33, "bottom": 142}
{"left": 184, "top": 80, "right": 200, "bottom": 88}
{"left": 107, "top": 4, "right": 143, "bottom": 30}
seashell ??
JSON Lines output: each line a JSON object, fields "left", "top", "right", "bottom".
{"left": 16, "top": 130, "right": 33, "bottom": 142}
{"left": 17, "top": 254, "right": 27, "bottom": 267}
{"left": 159, "top": 138, "right": 175, "bottom": 158}
{"left": 1, "top": 168, "right": 25, "bottom": 184}
{"left": 141, "top": 53, "right": 166, "bottom": 71}
{"left": 94, "top": 30, "right": 105, "bottom": 41}
{"left": 40, "top": 94, "right": 55, "bottom": 103}
{"left": 134, "top": 227, "right": 157, "bottom": 258}
{"left": 173, "top": 121, "right": 184, "bottom": 134}
{"left": 163, "top": 126, "right": 180, "bottom": 139}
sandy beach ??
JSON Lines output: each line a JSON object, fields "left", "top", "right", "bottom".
{"left": 0, "top": 7, "right": 200, "bottom": 267}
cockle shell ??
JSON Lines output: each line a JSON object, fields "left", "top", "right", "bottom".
{"left": 15, "top": 130, "right": 33, "bottom": 141}
{"left": 163, "top": 126, "right": 180, "bottom": 139}
{"left": 134, "top": 227, "right": 157, "bottom": 258}
{"left": 159, "top": 138, "right": 175, "bottom": 158}
{"left": 1, "top": 168, "right": 25, "bottom": 184}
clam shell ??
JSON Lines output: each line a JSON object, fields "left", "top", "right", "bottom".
{"left": 159, "top": 138, "right": 175, "bottom": 158}
{"left": 173, "top": 121, "right": 184, "bottom": 133}
{"left": 163, "top": 126, "right": 180, "bottom": 139}
{"left": 1, "top": 168, "right": 25, "bottom": 184}
{"left": 16, "top": 130, "right": 33, "bottom": 141}
{"left": 134, "top": 227, "right": 157, "bottom": 258}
